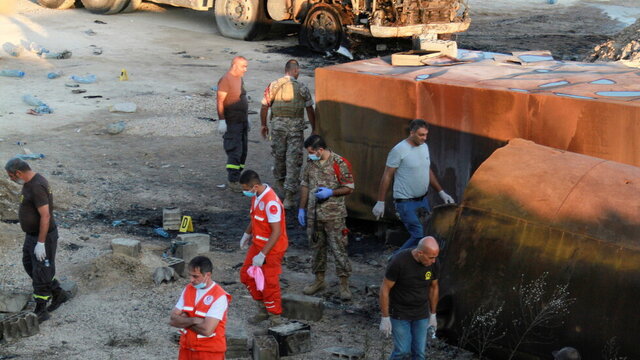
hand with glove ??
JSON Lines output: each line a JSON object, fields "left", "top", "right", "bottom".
{"left": 314, "top": 187, "right": 333, "bottom": 200}
{"left": 429, "top": 313, "right": 437, "bottom": 328}
{"left": 372, "top": 201, "right": 385, "bottom": 220}
{"left": 297, "top": 208, "right": 306, "bottom": 227}
{"left": 34, "top": 241, "right": 46, "bottom": 262}
{"left": 217, "top": 119, "right": 227, "bottom": 135}
{"left": 240, "top": 233, "right": 251, "bottom": 250}
{"left": 379, "top": 316, "right": 392, "bottom": 337}
{"left": 252, "top": 251, "right": 266, "bottom": 267}
{"left": 438, "top": 190, "right": 455, "bottom": 204}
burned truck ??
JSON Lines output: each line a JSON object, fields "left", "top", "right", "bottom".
{"left": 36, "top": 0, "right": 470, "bottom": 52}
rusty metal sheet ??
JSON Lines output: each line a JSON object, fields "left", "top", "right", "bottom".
{"left": 434, "top": 139, "right": 640, "bottom": 359}
{"left": 315, "top": 56, "right": 640, "bottom": 220}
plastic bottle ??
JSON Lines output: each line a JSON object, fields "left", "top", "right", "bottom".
{"left": 70, "top": 74, "right": 97, "bottom": 84}
{"left": 47, "top": 71, "right": 62, "bottom": 79}
{"left": 3, "top": 43, "right": 23, "bottom": 57}
{"left": 0, "top": 70, "right": 25, "bottom": 78}
{"left": 427, "top": 325, "right": 436, "bottom": 339}
{"left": 22, "top": 94, "right": 45, "bottom": 106}
{"left": 44, "top": 259, "right": 50, "bottom": 267}
{"left": 154, "top": 228, "right": 170, "bottom": 238}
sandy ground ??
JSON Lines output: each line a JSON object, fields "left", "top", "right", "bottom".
{"left": 0, "top": 0, "right": 638, "bottom": 359}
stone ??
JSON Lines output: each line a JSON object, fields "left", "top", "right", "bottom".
{"left": 163, "top": 207, "right": 182, "bottom": 230}
{"left": 0, "top": 311, "right": 39, "bottom": 343}
{"left": 0, "top": 290, "right": 30, "bottom": 313}
{"left": 281, "top": 294, "right": 324, "bottom": 321}
{"left": 152, "top": 267, "right": 178, "bottom": 286}
{"left": 365, "top": 285, "right": 380, "bottom": 297}
{"left": 325, "top": 346, "right": 365, "bottom": 359}
{"left": 111, "top": 238, "right": 141, "bottom": 257}
{"left": 252, "top": 335, "right": 279, "bottom": 360}
{"left": 60, "top": 279, "right": 78, "bottom": 298}
{"left": 163, "top": 256, "right": 185, "bottom": 277}
{"left": 176, "top": 233, "right": 210, "bottom": 253}
{"left": 109, "top": 102, "right": 137, "bottom": 113}
{"left": 268, "top": 321, "right": 311, "bottom": 356}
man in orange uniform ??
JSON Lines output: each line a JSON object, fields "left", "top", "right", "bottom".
{"left": 170, "top": 256, "right": 231, "bottom": 360}
{"left": 238, "top": 169, "right": 289, "bottom": 326}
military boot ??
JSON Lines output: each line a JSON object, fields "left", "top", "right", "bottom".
{"left": 303, "top": 272, "right": 326, "bottom": 295}
{"left": 47, "top": 287, "right": 69, "bottom": 312}
{"left": 268, "top": 313, "right": 283, "bottom": 327}
{"left": 339, "top": 276, "right": 352, "bottom": 300}
{"left": 34, "top": 301, "right": 50, "bottom": 323}
{"left": 283, "top": 190, "right": 296, "bottom": 210}
{"left": 227, "top": 181, "right": 243, "bottom": 193}
{"left": 248, "top": 303, "right": 269, "bottom": 324}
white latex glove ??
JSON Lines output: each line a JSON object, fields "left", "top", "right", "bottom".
{"left": 379, "top": 316, "right": 392, "bottom": 337}
{"left": 34, "top": 242, "right": 46, "bottom": 262}
{"left": 438, "top": 190, "right": 455, "bottom": 204}
{"left": 252, "top": 252, "right": 266, "bottom": 267}
{"left": 429, "top": 313, "right": 437, "bottom": 328}
{"left": 372, "top": 201, "right": 385, "bottom": 220}
{"left": 240, "top": 233, "right": 251, "bottom": 250}
{"left": 217, "top": 119, "right": 227, "bottom": 135}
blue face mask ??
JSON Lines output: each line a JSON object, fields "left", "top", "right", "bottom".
{"left": 308, "top": 154, "right": 320, "bottom": 161}
{"left": 193, "top": 282, "right": 206, "bottom": 289}
{"left": 243, "top": 190, "right": 256, "bottom": 197}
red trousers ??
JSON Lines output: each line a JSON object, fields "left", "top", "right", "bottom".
{"left": 239, "top": 244, "right": 284, "bottom": 315}
{"left": 178, "top": 347, "right": 224, "bottom": 360}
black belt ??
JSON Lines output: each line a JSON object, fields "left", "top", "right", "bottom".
{"left": 395, "top": 195, "right": 426, "bottom": 203}
{"left": 26, "top": 227, "right": 57, "bottom": 237}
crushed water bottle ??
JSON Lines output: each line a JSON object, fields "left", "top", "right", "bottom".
{"left": 3, "top": 42, "right": 24, "bottom": 57}
{"left": 70, "top": 74, "right": 97, "bottom": 84}
{"left": 47, "top": 71, "right": 62, "bottom": 79}
{"left": 154, "top": 228, "right": 170, "bottom": 238}
{"left": 0, "top": 69, "right": 25, "bottom": 77}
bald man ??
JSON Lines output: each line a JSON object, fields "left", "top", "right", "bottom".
{"left": 379, "top": 236, "right": 440, "bottom": 360}
{"left": 217, "top": 56, "right": 250, "bottom": 192}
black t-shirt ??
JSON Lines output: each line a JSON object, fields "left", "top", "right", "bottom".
{"left": 385, "top": 248, "right": 440, "bottom": 320}
{"left": 19, "top": 173, "right": 56, "bottom": 234}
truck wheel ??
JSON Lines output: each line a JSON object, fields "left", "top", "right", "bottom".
{"left": 81, "top": 0, "right": 128, "bottom": 14}
{"left": 299, "top": 4, "right": 343, "bottom": 52}
{"left": 37, "top": 0, "right": 76, "bottom": 9}
{"left": 120, "top": 0, "right": 141, "bottom": 13}
{"left": 215, "top": 0, "right": 271, "bottom": 40}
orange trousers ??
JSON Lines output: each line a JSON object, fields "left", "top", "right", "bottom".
{"left": 178, "top": 347, "right": 224, "bottom": 360}
{"left": 239, "top": 244, "right": 284, "bottom": 315}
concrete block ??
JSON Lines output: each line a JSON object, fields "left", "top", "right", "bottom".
{"left": 163, "top": 207, "right": 182, "bottom": 230}
{"left": 252, "top": 335, "right": 279, "bottom": 360}
{"left": 60, "top": 279, "right": 78, "bottom": 298}
{"left": 414, "top": 37, "right": 458, "bottom": 57}
{"left": 177, "top": 233, "right": 210, "bottom": 253}
{"left": 325, "top": 346, "right": 365, "bottom": 359}
{"left": 281, "top": 293, "right": 324, "bottom": 321}
{"left": 162, "top": 256, "right": 185, "bottom": 278}
{"left": 268, "top": 321, "right": 311, "bottom": 356}
{"left": 226, "top": 323, "right": 249, "bottom": 358}
{"left": 0, "top": 290, "right": 30, "bottom": 313}
{"left": 174, "top": 242, "right": 199, "bottom": 275}
{"left": 0, "top": 311, "right": 39, "bottom": 343}
{"left": 111, "top": 238, "right": 141, "bottom": 257}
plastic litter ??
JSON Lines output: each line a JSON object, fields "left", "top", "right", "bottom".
{"left": 335, "top": 46, "right": 354, "bottom": 60}
{"left": 47, "top": 71, "right": 63, "bottom": 79}
{"left": 109, "top": 102, "right": 137, "bottom": 113}
{"left": 14, "top": 153, "right": 45, "bottom": 160}
{"left": 112, "top": 219, "right": 139, "bottom": 226}
{"left": 70, "top": 74, "right": 97, "bottom": 84}
{"left": 22, "top": 95, "right": 53, "bottom": 114}
{"left": 3, "top": 42, "right": 24, "bottom": 57}
{"left": 154, "top": 228, "right": 170, "bottom": 238}
{"left": 0, "top": 70, "right": 25, "bottom": 78}
{"left": 41, "top": 50, "right": 72, "bottom": 59}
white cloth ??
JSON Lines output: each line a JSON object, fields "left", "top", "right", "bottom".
{"left": 386, "top": 140, "right": 431, "bottom": 199}
{"left": 175, "top": 282, "right": 228, "bottom": 320}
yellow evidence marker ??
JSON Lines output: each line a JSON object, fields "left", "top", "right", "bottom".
{"left": 119, "top": 68, "right": 129, "bottom": 81}
{"left": 179, "top": 215, "right": 194, "bottom": 232}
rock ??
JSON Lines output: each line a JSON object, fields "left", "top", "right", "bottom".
{"left": 252, "top": 335, "right": 279, "bottom": 360}
{"left": 111, "top": 238, "right": 141, "bottom": 257}
{"left": 176, "top": 233, "right": 210, "bottom": 253}
{"left": 281, "top": 294, "right": 324, "bottom": 321}
{"left": 325, "top": 346, "right": 365, "bottom": 359}
{"left": 268, "top": 321, "right": 311, "bottom": 356}
{"left": 60, "top": 279, "right": 78, "bottom": 298}
{"left": 0, "top": 311, "right": 39, "bottom": 343}
{"left": 152, "top": 267, "right": 178, "bottom": 286}
{"left": 109, "top": 102, "right": 137, "bottom": 113}
{"left": 0, "top": 290, "right": 30, "bottom": 313}
{"left": 106, "top": 121, "right": 126, "bottom": 135}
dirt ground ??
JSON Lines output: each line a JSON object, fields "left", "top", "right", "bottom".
{"left": 0, "top": 0, "right": 637, "bottom": 359}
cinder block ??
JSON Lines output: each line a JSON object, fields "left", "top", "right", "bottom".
{"left": 325, "top": 346, "right": 365, "bottom": 359}
{"left": 163, "top": 256, "right": 185, "bottom": 277}
{"left": 163, "top": 207, "right": 182, "bottom": 230}
{"left": 177, "top": 233, "right": 210, "bottom": 253}
{"left": 226, "top": 324, "right": 249, "bottom": 358}
{"left": 111, "top": 238, "right": 141, "bottom": 257}
{"left": 0, "top": 290, "right": 30, "bottom": 313}
{"left": 282, "top": 294, "right": 324, "bottom": 321}
{"left": 252, "top": 335, "right": 279, "bottom": 360}
{"left": 268, "top": 321, "right": 311, "bottom": 356}
{"left": 174, "top": 242, "right": 199, "bottom": 270}
{"left": 0, "top": 311, "right": 39, "bottom": 343}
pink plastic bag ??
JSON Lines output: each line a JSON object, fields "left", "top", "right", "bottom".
{"left": 247, "top": 265, "right": 265, "bottom": 291}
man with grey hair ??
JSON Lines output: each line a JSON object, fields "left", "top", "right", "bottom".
{"left": 5, "top": 158, "right": 68, "bottom": 322}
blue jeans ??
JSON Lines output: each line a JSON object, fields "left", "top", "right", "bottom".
{"left": 389, "top": 317, "right": 429, "bottom": 360}
{"left": 395, "top": 197, "right": 431, "bottom": 252}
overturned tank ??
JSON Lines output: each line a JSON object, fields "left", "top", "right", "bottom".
{"left": 430, "top": 139, "right": 640, "bottom": 359}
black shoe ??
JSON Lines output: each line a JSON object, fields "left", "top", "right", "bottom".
{"left": 47, "top": 289, "right": 69, "bottom": 312}
{"left": 34, "top": 301, "right": 50, "bottom": 323}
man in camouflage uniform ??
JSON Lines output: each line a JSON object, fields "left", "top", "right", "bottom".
{"left": 297, "top": 135, "right": 354, "bottom": 300}
{"left": 260, "top": 59, "right": 316, "bottom": 209}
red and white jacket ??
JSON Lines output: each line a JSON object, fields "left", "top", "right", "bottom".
{"left": 179, "top": 283, "right": 231, "bottom": 353}
{"left": 250, "top": 186, "right": 288, "bottom": 254}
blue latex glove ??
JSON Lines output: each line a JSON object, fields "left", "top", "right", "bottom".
{"left": 298, "top": 208, "right": 306, "bottom": 227}
{"left": 314, "top": 187, "right": 333, "bottom": 200}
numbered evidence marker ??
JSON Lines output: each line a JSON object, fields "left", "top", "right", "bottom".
{"left": 119, "top": 68, "right": 129, "bottom": 81}
{"left": 179, "top": 216, "right": 194, "bottom": 233}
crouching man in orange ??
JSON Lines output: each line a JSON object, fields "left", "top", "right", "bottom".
{"left": 170, "top": 256, "right": 231, "bottom": 360}
{"left": 238, "top": 169, "right": 289, "bottom": 327}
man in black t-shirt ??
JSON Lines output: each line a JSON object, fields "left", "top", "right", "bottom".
{"left": 379, "top": 236, "right": 440, "bottom": 360}
{"left": 5, "top": 158, "right": 68, "bottom": 323}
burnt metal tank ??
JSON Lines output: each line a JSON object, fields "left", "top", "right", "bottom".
{"left": 430, "top": 139, "right": 640, "bottom": 359}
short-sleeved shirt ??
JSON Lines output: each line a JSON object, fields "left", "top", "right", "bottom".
{"left": 301, "top": 151, "right": 354, "bottom": 221}
{"left": 175, "top": 282, "right": 229, "bottom": 320}
{"left": 386, "top": 140, "right": 431, "bottom": 199}
{"left": 253, "top": 185, "right": 282, "bottom": 223}
{"left": 261, "top": 76, "right": 313, "bottom": 131}
{"left": 218, "top": 74, "right": 248, "bottom": 124}
{"left": 19, "top": 173, "right": 56, "bottom": 235}
{"left": 385, "top": 248, "right": 439, "bottom": 320}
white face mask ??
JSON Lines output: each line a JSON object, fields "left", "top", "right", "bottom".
{"left": 13, "top": 178, "right": 25, "bottom": 185}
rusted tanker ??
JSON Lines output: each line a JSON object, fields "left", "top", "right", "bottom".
{"left": 430, "top": 139, "right": 640, "bottom": 359}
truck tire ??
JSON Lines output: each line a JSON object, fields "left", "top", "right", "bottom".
{"left": 215, "top": 0, "right": 271, "bottom": 40}
{"left": 120, "top": 0, "right": 141, "bottom": 13}
{"left": 37, "top": 0, "right": 76, "bottom": 9}
{"left": 299, "top": 4, "right": 343, "bottom": 52}
{"left": 80, "top": 0, "right": 128, "bottom": 14}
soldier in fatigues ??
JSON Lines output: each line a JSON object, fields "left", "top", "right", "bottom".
{"left": 260, "top": 59, "right": 316, "bottom": 208}
{"left": 297, "top": 135, "right": 354, "bottom": 300}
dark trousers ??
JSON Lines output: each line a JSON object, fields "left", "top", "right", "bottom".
{"left": 223, "top": 121, "right": 248, "bottom": 182}
{"left": 22, "top": 228, "right": 62, "bottom": 303}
